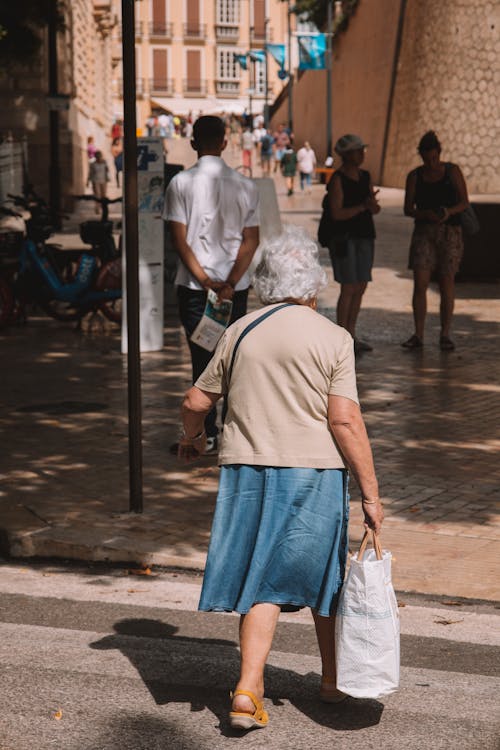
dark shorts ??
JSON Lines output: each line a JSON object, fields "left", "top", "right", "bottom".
{"left": 329, "top": 237, "right": 374, "bottom": 285}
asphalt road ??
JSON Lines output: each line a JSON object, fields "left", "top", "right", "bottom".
{"left": 0, "top": 562, "right": 499, "bottom": 750}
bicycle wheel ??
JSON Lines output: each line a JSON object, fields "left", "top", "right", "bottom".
{"left": 0, "top": 277, "right": 14, "bottom": 328}
{"left": 97, "top": 257, "right": 122, "bottom": 324}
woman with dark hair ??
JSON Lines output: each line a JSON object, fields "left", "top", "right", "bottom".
{"left": 402, "top": 131, "right": 469, "bottom": 351}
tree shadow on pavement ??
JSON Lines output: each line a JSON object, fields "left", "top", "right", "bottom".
{"left": 89, "top": 618, "right": 383, "bottom": 737}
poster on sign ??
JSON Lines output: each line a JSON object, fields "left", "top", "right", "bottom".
{"left": 122, "top": 137, "right": 165, "bottom": 353}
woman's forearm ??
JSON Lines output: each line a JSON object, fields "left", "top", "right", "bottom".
{"left": 330, "top": 414, "right": 379, "bottom": 501}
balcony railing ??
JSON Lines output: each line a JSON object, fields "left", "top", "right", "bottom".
{"left": 149, "top": 78, "right": 175, "bottom": 95}
{"left": 183, "top": 23, "right": 207, "bottom": 41}
{"left": 215, "top": 23, "right": 239, "bottom": 42}
{"left": 215, "top": 80, "right": 240, "bottom": 96}
{"left": 114, "top": 77, "right": 146, "bottom": 97}
{"left": 117, "top": 21, "right": 144, "bottom": 39}
{"left": 183, "top": 79, "right": 208, "bottom": 95}
{"left": 250, "top": 27, "right": 273, "bottom": 45}
{"left": 148, "top": 21, "right": 174, "bottom": 38}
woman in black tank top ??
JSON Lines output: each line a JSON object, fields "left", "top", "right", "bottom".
{"left": 327, "top": 134, "right": 381, "bottom": 354}
{"left": 402, "top": 131, "right": 469, "bottom": 351}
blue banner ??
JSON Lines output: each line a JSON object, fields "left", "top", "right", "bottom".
{"left": 297, "top": 33, "right": 327, "bottom": 70}
{"left": 248, "top": 49, "right": 266, "bottom": 63}
{"left": 233, "top": 53, "right": 248, "bottom": 70}
{"left": 265, "top": 43, "right": 286, "bottom": 68}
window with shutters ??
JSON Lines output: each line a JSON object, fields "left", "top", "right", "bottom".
{"left": 252, "top": 0, "right": 266, "bottom": 40}
{"left": 254, "top": 59, "right": 265, "bottom": 94}
{"left": 216, "top": 0, "right": 240, "bottom": 24}
{"left": 151, "top": 0, "right": 172, "bottom": 37}
{"left": 151, "top": 48, "right": 171, "bottom": 93}
{"left": 185, "top": 49, "right": 205, "bottom": 93}
{"left": 216, "top": 48, "right": 240, "bottom": 94}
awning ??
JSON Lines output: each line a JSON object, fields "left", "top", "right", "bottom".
{"left": 150, "top": 96, "right": 260, "bottom": 117}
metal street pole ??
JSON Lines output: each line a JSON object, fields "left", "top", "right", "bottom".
{"left": 287, "top": 1, "right": 293, "bottom": 132}
{"left": 121, "top": 0, "right": 143, "bottom": 513}
{"left": 326, "top": 1, "right": 333, "bottom": 158}
{"left": 48, "top": 0, "right": 61, "bottom": 229}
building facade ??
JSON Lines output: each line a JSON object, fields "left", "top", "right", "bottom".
{"left": 111, "top": 0, "right": 291, "bottom": 129}
{"left": 0, "top": 0, "right": 116, "bottom": 202}
{"left": 271, "top": 0, "right": 500, "bottom": 194}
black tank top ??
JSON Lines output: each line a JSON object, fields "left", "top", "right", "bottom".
{"left": 330, "top": 169, "right": 375, "bottom": 238}
{"left": 414, "top": 163, "right": 460, "bottom": 225}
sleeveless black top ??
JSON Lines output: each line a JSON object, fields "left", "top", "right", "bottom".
{"left": 330, "top": 169, "right": 375, "bottom": 238}
{"left": 414, "top": 162, "right": 460, "bottom": 225}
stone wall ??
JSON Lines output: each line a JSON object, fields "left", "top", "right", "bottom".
{"left": 383, "top": 0, "right": 500, "bottom": 193}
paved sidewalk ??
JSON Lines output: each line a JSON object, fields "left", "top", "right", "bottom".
{"left": 1, "top": 140, "right": 499, "bottom": 601}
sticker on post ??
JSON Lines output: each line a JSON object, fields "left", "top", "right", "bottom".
{"left": 190, "top": 290, "right": 233, "bottom": 352}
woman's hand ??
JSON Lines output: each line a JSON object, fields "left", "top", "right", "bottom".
{"left": 362, "top": 498, "right": 384, "bottom": 534}
{"left": 177, "top": 433, "right": 207, "bottom": 462}
{"left": 217, "top": 282, "right": 235, "bottom": 302}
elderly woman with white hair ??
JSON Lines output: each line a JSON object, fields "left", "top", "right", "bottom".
{"left": 179, "top": 226, "right": 383, "bottom": 732}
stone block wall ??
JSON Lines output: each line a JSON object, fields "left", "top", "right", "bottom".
{"left": 383, "top": 0, "right": 500, "bottom": 193}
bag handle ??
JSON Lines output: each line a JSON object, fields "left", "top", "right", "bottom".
{"left": 357, "top": 530, "right": 383, "bottom": 561}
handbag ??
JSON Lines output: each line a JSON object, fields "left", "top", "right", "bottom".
{"left": 459, "top": 204, "right": 480, "bottom": 236}
{"left": 335, "top": 530, "right": 400, "bottom": 699}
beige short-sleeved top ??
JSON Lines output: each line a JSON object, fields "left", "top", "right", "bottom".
{"left": 195, "top": 304, "right": 359, "bottom": 468}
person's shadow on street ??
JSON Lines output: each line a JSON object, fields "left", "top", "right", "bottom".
{"left": 90, "top": 618, "right": 384, "bottom": 737}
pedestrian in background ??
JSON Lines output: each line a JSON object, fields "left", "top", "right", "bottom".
{"left": 163, "top": 116, "right": 260, "bottom": 454}
{"left": 240, "top": 126, "right": 254, "bottom": 177}
{"left": 88, "top": 150, "right": 110, "bottom": 213}
{"left": 272, "top": 123, "right": 290, "bottom": 173}
{"left": 280, "top": 145, "right": 297, "bottom": 196}
{"left": 402, "top": 131, "right": 469, "bottom": 351}
{"left": 297, "top": 141, "right": 317, "bottom": 193}
{"left": 179, "top": 225, "right": 383, "bottom": 731}
{"left": 111, "top": 137, "right": 123, "bottom": 188}
{"left": 259, "top": 129, "right": 274, "bottom": 177}
{"left": 87, "top": 136, "right": 96, "bottom": 162}
{"left": 327, "top": 134, "right": 380, "bottom": 355}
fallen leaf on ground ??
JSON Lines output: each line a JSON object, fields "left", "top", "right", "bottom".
{"left": 397, "top": 601, "right": 406, "bottom": 607}
{"left": 127, "top": 567, "right": 157, "bottom": 577}
{"left": 52, "top": 709, "right": 63, "bottom": 720}
{"left": 434, "top": 618, "right": 464, "bottom": 626}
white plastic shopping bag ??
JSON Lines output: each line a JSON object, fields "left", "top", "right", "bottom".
{"left": 335, "top": 530, "right": 400, "bottom": 699}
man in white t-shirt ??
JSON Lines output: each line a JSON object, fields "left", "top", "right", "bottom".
{"left": 163, "top": 116, "right": 260, "bottom": 452}
{"left": 297, "top": 141, "right": 317, "bottom": 193}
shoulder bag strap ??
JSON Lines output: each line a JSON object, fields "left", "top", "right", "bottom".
{"left": 227, "top": 303, "right": 294, "bottom": 383}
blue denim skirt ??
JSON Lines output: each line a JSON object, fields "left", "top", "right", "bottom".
{"left": 198, "top": 465, "right": 349, "bottom": 617}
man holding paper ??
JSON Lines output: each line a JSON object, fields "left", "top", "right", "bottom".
{"left": 163, "top": 116, "right": 260, "bottom": 454}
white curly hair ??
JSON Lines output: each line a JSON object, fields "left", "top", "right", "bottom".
{"left": 252, "top": 225, "right": 327, "bottom": 304}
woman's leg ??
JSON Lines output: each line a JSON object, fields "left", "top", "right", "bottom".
{"left": 312, "top": 610, "right": 336, "bottom": 681}
{"left": 337, "top": 282, "right": 367, "bottom": 337}
{"left": 412, "top": 268, "right": 431, "bottom": 340}
{"left": 233, "top": 603, "right": 280, "bottom": 713}
{"left": 438, "top": 273, "right": 455, "bottom": 338}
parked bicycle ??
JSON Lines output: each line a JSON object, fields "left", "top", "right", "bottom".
{"left": 0, "top": 196, "right": 122, "bottom": 327}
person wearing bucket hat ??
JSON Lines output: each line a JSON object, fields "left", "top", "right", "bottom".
{"left": 324, "top": 134, "right": 380, "bottom": 354}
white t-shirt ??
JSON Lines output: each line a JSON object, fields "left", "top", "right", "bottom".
{"left": 241, "top": 131, "right": 254, "bottom": 150}
{"left": 297, "top": 147, "right": 317, "bottom": 174}
{"left": 163, "top": 156, "right": 260, "bottom": 290}
{"left": 196, "top": 304, "right": 359, "bottom": 468}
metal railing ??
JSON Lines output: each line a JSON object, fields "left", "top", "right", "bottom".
{"left": 148, "top": 21, "right": 174, "bottom": 38}
{"left": 182, "top": 23, "right": 207, "bottom": 40}
{"left": 117, "top": 21, "right": 144, "bottom": 39}
{"left": 149, "top": 78, "right": 175, "bottom": 95}
{"left": 215, "top": 80, "right": 240, "bottom": 95}
{"left": 250, "top": 27, "right": 273, "bottom": 44}
{"left": 114, "top": 77, "right": 146, "bottom": 97}
{"left": 182, "top": 79, "right": 208, "bottom": 94}
{"left": 215, "top": 23, "right": 239, "bottom": 42}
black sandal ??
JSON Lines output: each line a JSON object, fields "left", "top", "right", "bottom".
{"left": 439, "top": 335, "right": 455, "bottom": 351}
{"left": 401, "top": 334, "right": 423, "bottom": 349}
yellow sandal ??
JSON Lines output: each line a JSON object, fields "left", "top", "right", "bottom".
{"left": 229, "top": 689, "right": 269, "bottom": 730}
